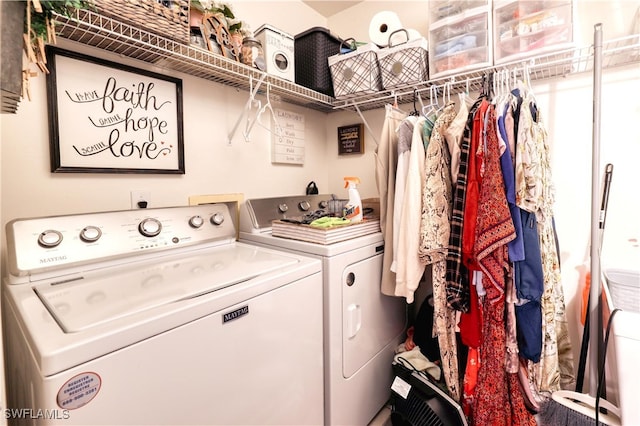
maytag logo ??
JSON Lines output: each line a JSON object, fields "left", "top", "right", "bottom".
{"left": 222, "top": 305, "right": 249, "bottom": 324}
{"left": 40, "top": 255, "right": 67, "bottom": 264}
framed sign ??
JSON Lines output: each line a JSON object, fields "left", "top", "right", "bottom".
{"left": 337, "top": 123, "right": 364, "bottom": 155}
{"left": 46, "top": 46, "right": 185, "bottom": 174}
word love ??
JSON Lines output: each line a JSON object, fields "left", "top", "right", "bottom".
{"left": 73, "top": 128, "right": 172, "bottom": 160}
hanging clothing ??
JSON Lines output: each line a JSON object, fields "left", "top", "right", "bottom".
{"left": 395, "top": 117, "right": 427, "bottom": 302}
{"left": 514, "top": 210, "right": 544, "bottom": 362}
{"left": 444, "top": 96, "right": 469, "bottom": 186}
{"left": 446, "top": 98, "right": 483, "bottom": 312}
{"left": 418, "top": 103, "right": 459, "bottom": 400}
{"left": 471, "top": 105, "right": 535, "bottom": 426}
{"left": 391, "top": 117, "right": 418, "bottom": 273}
{"left": 515, "top": 92, "right": 574, "bottom": 393}
{"left": 462, "top": 99, "right": 490, "bottom": 272}
{"left": 498, "top": 102, "right": 525, "bottom": 262}
{"left": 418, "top": 103, "right": 457, "bottom": 264}
{"left": 375, "top": 105, "right": 407, "bottom": 296}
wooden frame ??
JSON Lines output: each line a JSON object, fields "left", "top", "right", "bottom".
{"left": 46, "top": 46, "right": 185, "bottom": 174}
{"left": 337, "top": 123, "right": 364, "bottom": 155}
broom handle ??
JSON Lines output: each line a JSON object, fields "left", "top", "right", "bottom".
{"left": 588, "top": 23, "right": 603, "bottom": 398}
{"left": 575, "top": 163, "right": 612, "bottom": 393}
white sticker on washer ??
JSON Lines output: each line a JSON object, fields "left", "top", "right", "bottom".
{"left": 391, "top": 376, "right": 411, "bottom": 399}
{"left": 57, "top": 372, "right": 101, "bottom": 410}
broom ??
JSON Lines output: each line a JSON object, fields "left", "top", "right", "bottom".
{"left": 538, "top": 23, "right": 621, "bottom": 426}
{"left": 575, "top": 163, "right": 613, "bottom": 393}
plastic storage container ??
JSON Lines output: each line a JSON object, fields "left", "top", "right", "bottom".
{"left": 429, "top": 3, "right": 493, "bottom": 79}
{"left": 493, "top": 0, "right": 573, "bottom": 64}
{"left": 294, "top": 27, "right": 343, "bottom": 97}
{"left": 377, "top": 30, "right": 429, "bottom": 90}
{"left": 255, "top": 24, "right": 295, "bottom": 82}
{"left": 429, "top": 0, "right": 488, "bottom": 22}
{"left": 329, "top": 43, "right": 382, "bottom": 99}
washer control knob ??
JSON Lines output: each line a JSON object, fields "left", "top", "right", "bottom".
{"left": 278, "top": 203, "right": 288, "bottom": 213}
{"left": 80, "top": 226, "right": 102, "bottom": 243}
{"left": 319, "top": 200, "right": 328, "bottom": 209}
{"left": 38, "top": 230, "right": 63, "bottom": 248}
{"left": 210, "top": 213, "right": 225, "bottom": 226}
{"left": 189, "top": 215, "right": 204, "bottom": 228}
{"left": 138, "top": 218, "right": 162, "bottom": 237}
{"left": 299, "top": 201, "right": 311, "bottom": 211}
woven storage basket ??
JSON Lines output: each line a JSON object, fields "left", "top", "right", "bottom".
{"left": 93, "top": 0, "right": 190, "bottom": 43}
{"left": 328, "top": 42, "right": 382, "bottom": 100}
{"left": 377, "top": 30, "right": 429, "bottom": 90}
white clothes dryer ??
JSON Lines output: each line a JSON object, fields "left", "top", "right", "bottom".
{"left": 239, "top": 194, "right": 407, "bottom": 426}
{"left": 2, "top": 204, "right": 323, "bottom": 425}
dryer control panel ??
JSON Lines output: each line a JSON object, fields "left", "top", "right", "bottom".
{"left": 6, "top": 204, "right": 236, "bottom": 280}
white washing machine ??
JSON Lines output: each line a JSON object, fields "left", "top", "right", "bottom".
{"left": 239, "top": 194, "right": 407, "bottom": 426}
{"left": 2, "top": 204, "right": 324, "bottom": 425}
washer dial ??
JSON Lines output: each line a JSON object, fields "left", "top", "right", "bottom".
{"left": 38, "top": 230, "right": 63, "bottom": 248}
{"left": 189, "top": 215, "right": 205, "bottom": 228}
{"left": 299, "top": 201, "right": 311, "bottom": 211}
{"left": 138, "top": 218, "right": 162, "bottom": 237}
{"left": 80, "top": 226, "right": 102, "bottom": 243}
{"left": 210, "top": 213, "right": 225, "bottom": 226}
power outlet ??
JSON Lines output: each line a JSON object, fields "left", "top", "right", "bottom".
{"left": 131, "top": 190, "right": 151, "bottom": 209}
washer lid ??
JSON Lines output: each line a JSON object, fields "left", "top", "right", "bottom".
{"left": 34, "top": 244, "right": 299, "bottom": 333}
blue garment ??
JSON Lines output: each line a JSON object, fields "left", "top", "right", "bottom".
{"left": 514, "top": 210, "right": 544, "bottom": 362}
{"left": 498, "top": 103, "right": 525, "bottom": 262}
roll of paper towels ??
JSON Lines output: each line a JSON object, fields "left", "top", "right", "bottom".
{"left": 369, "top": 11, "right": 403, "bottom": 47}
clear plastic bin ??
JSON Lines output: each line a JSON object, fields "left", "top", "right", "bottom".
{"left": 494, "top": 0, "right": 573, "bottom": 64}
{"left": 429, "top": 0, "right": 488, "bottom": 22}
{"left": 429, "top": 6, "right": 492, "bottom": 78}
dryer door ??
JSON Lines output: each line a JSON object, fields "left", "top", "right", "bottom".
{"left": 342, "top": 253, "right": 406, "bottom": 378}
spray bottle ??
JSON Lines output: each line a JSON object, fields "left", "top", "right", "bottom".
{"left": 343, "top": 176, "right": 363, "bottom": 223}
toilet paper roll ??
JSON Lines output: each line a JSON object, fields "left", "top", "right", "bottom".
{"left": 368, "top": 11, "right": 403, "bottom": 47}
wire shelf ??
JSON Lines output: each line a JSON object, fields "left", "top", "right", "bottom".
{"left": 332, "top": 33, "right": 640, "bottom": 111}
{"left": 54, "top": 9, "right": 335, "bottom": 112}
{"left": 54, "top": 9, "right": 639, "bottom": 114}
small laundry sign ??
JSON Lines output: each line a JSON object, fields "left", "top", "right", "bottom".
{"left": 337, "top": 123, "right": 364, "bottom": 155}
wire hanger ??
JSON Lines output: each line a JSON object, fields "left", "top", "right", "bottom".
{"left": 244, "top": 81, "right": 283, "bottom": 142}
{"left": 228, "top": 74, "right": 266, "bottom": 144}
{"left": 422, "top": 85, "right": 439, "bottom": 123}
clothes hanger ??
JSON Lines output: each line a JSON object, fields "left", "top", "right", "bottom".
{"left": 255, "top": 82, "right": 284, "bottom": 137}
{"left": 421, "top": 85, "right": 437, "bottom": 119}
{"left": 228, "top": 74, "right": 265, "bottom": 144}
